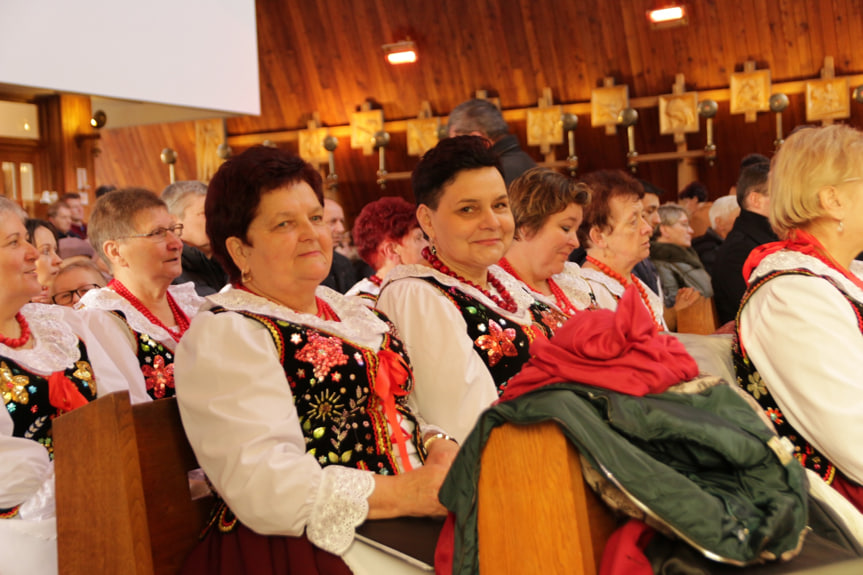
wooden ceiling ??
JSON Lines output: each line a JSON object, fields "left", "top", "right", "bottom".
{"left": 94, "top": 0, "right": 863, "bottom": 222}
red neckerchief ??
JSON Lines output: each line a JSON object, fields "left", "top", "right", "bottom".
{"left": 743, "top": 229, "right": 863, "bottom": 292}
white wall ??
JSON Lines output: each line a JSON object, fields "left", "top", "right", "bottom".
{"left": 0, "top": 0, "right": 260, "bottom": 116}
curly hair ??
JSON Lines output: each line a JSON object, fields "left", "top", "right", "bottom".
{"left": 352, "top": 196, "right": 419, "bottom": 269}
{"left": 508, "top": 168, "right": 591, "bottom": 239}
{"left": 577, "top": 169, "right": 644, "bottom": 248}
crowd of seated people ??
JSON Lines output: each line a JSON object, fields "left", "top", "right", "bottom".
{"left": 3, "top": 124, "right": 863, "bottom": 575}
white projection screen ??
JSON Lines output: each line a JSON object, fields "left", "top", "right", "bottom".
{"left": 0, "top": 0, "right": 260, "bottom": 116}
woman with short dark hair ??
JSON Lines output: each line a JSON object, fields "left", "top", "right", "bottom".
{"left": 175, "top": 146, "right": 456, "bottom": 574}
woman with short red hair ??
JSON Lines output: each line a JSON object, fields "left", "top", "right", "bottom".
{"left": 346, "top": 197, "right": 427, "bottom": 304}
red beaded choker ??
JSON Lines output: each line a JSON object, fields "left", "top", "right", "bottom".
{"left": 423, "top": 247, "right": 518, "bottom": 313}
{"left": 108, "top": 280, "right": 190, "bottom": 343}
{"left": 498, "top": 257, "right": 578, "bottom": 316}
{"left": 368, "top": 275, "right": 383, "bottom": 287}
{"left": 0, "top": 312, "right": 31, "bottom": 348}
{"left": 585, "top": 255, "right": 663, "bottom": 330}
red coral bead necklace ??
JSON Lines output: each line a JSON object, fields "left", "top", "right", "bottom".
{"left": 584, "top": 255, "right": 663, "bottom": 330}
{"left": 0, "top": 312, "right": 31, "bottom": 348}
{"left": 498, "top": 257, "right": 578, "bottom": 316}
{"left": 423, "top": 247, "right": 518, "bottom": 313}
{"left": 109, "top": 279, "right": 190, "bottom": 343}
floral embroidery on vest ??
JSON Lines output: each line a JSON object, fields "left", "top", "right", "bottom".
{"left": 112, "top": 311, "right": 176, "bottom": 400}
{"left": 1, "top": 341, "right": 97, "bottom": 459}
{"left": 419, "top": 277, "right": 533, "bottom": 396}
{"left": 735, "top": 268, "right": 863, "bottom": 484}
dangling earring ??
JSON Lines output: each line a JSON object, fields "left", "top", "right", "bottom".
{"left": 241, "top": 268, "right": 252, "bottom": 284}
{"left": 838, "top": 220, "right": 845, "bottom": 233}
{"left": 429, "top": 242, "right": 437, "bottom": 256}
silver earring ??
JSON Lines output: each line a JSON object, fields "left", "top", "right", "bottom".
{"left": 838, "top": 220, "right": 845, "bottom": 233}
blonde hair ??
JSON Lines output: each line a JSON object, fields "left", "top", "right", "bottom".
{"left": 770, "top": 124, "right": 863, "bottom": 238}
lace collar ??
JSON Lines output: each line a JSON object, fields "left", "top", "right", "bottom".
{"left": 79, "top": 282, "right": 205, "bottom": 342}
{"left": 752, "top": 250, "right": 863, "bottom": 305}
{"left": 205, "top": 286, "right": 389, "bottom": 350}
{"left": 0, "top": 304, "right": 82, "bottom": 374}
{"left": 551, "top": 262, "right": 593, "bottom": 311}
{"left": 383, "top": 263, "right": 535, "bottom": 324}
{"left": 581, "top": 267, "right": 666, "bottom": 328}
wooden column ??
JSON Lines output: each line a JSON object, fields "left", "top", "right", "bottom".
{"left": 37, "top": 94, "right": 97, "bottom": 214}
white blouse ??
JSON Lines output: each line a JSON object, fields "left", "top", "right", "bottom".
{"left": 528, "top": 261, "right": 593, "bottom": 314}
{"left": 78, "top": 282, "right": 204, "bottom": 404}
{"left": 581, "top": 267, "right": 668, "bottom": 330}
{"left": 0, "top": 304, "right": 131, "bottom": 514}
{"left": 376, "top": 263, "right": 537, "bottom": 444}
{"left": 174, "top": 287, "right": 424, "bottom": 557}
{"left": 740, "top": 250, "right": 863, "bottom": 484}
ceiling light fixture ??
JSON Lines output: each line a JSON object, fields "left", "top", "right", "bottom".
{"left": 647, "top": 4, "right": 688, "bottom": 29}
{"left": 383, "top": 39, "right": 417, "bottom": 65}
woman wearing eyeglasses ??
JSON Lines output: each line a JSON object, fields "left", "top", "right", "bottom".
{"left": 24, "top": 220, "right": 63, "bottom": 304}
{"left": 49, "top": 260, "right": 106, "bottom": 307}
{"left": 79, "top": 188, "right": 204, "bottom": 402}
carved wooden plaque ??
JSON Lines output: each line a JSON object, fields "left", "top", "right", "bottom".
{"left": 406, "top": 117, "right": 440, "bottom": 156}
{"left": 298, "top": 127, "right": 329, "bottom": 165}
{"left": 730, "top": 70, "right": 771, "bottom": 119}
{"left": 591, "top": 85, "right": 629, "bottom": 129}
{"left": 350, "top": 110, "right": 384, "bottom": 155}
{"left": 806, "top": 77, "right": 850, "bottom": 121}
{"left": 659, "top": 93, "right": 699, "bottom": 134}
{"left": 527, "top": 106, "right": 563, "bottom": 154}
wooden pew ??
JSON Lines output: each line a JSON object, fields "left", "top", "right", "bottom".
{"left": 478, "top": 422, "right": 618, "bottom": 575}
{"left": 676, "top": 295, "right": 719, "bottom": 335}
{"left": 53, "top": 391, "right": 210, "bottom": 575}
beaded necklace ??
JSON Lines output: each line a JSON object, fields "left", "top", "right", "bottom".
{"left": 237, "top": 285, "right": 341, "bottom": 321}
{"left": 368, "top": 275, "right": 383, "bottom": 287}
{"left": 422, "top": 247, "right": 518, "bottom": 313}
{"left": 498, "top": 258, "right": 578, "bottom": 316}
{"left": 108, "top": 280, "right": 190, "bottom": 343}
{"left": 584, "top": 255, "right": 663, "bottom": 329}
{"left": 0, "top": 312, "right": 31, "bottom": 348}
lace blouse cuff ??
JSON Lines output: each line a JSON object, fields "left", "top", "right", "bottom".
{"left": 306, "top": 465, "right": 375, "bottom": 555}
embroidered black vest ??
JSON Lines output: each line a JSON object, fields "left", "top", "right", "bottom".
{"left": 0, "top": 341, "right": 97, "bottom": 517}
{"left": 419, "top": 277, "right": 536, "bottom": 396}
{"left": 734, "top": 268, "right": 863, "bottom": 484}
{"left": 112, "top": 310, "right": 175, "bottom": 400}
{"left": 203, "top": 307, "right": 424, "bottom": 534}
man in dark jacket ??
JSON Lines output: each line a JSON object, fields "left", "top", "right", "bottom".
{"left": 712, "top": 161, "right": 777, "bottom": 324}
{"left": 448, "top": 98, "right": 536, "bottom": 188}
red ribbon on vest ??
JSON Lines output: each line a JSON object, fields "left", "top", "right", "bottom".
{"left": 374, "top": 349, "right": 413, "bottom": 472}
{"left": 48, "top": 371, "right": 89, "bottom": 413}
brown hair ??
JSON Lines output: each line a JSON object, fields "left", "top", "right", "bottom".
{"left": 577, "top": 169, "right": 644, "bottom": 247}
{"left": 508, "top": 168, "right": 591, "bottom": 239}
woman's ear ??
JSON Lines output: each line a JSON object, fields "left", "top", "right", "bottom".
{"left": 102, "top": 240, "right": 125, "bottom": 269}
{"left": 588, "top": 225, "right": 606, "bottom": 250}
{"left": 817, "top": 185, "right": 844, "bottom": 220}
{"left": 225, "top": 236, "right": 248, "bottom": 275}
{"left": 416, "top": 205, "right": 434, "bottom": 244}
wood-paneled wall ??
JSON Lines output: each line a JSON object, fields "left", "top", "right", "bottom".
{"left": 94, "top": 0, "right": 863, "bottom": 224}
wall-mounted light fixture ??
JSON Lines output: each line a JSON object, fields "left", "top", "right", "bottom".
{"left": 647, "top": 4, "right": 688, "bottom": 29}
{"left": 90, "top": 110, "right": 107, "bottom": 129}
{"left": 383, "top": 39, "right": 417, "bottom": 65}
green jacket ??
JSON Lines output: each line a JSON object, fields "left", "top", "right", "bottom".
{"left": 439, "top": 383, "right": 808, "bottom": 575}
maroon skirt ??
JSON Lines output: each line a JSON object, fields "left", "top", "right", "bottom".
{"left": 182, "top": 503, "right": 352, "bottom": 575}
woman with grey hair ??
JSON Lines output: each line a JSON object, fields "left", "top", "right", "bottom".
{"left": 79, "top": 188, "right": 204, "bottom": 403}
{"left": 650, "top": 204, "right": 712, "bottom": 317}
{"left": 0, "top": 197, "right": 130, "bottom": 575}
{"left": 161, "top": 180, "right": 227, "bottom": 295}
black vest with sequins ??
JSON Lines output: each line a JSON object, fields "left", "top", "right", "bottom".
{"left": 112, "top": 310, "right": 176, "bottom": 400}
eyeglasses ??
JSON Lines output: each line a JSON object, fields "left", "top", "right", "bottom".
{"left": 52, "top": 283, "right": 101, "bottom": 306}
{"left": 119, "top": 224, "right": 184, "bottom": 242}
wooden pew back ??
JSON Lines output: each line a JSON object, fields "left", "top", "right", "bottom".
{"left": 54, "top": 391, "right": 210, "bottom": 575}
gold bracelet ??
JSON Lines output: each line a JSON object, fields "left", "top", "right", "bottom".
{"left": 423, "top": 432, "right": 457, "bottom": 453}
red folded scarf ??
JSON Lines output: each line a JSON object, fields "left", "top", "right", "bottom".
{"left": 501, "top": 284, "right": 698, "bottom": 401}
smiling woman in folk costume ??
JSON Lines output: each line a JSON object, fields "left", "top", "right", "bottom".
{"left": 78, "top": 188, "right": 204, "bottom": 402}
{"left": 174, "top": 146, "right": 456, "bottom": 575}
{"left": 0, "top": 197, "right": 130, "bottom": 575}
{"left": 498, "top": 167, "right": 592, "bottom": 322}
{"left": 376, "top": 136, "right": 562, "bottom": 444}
